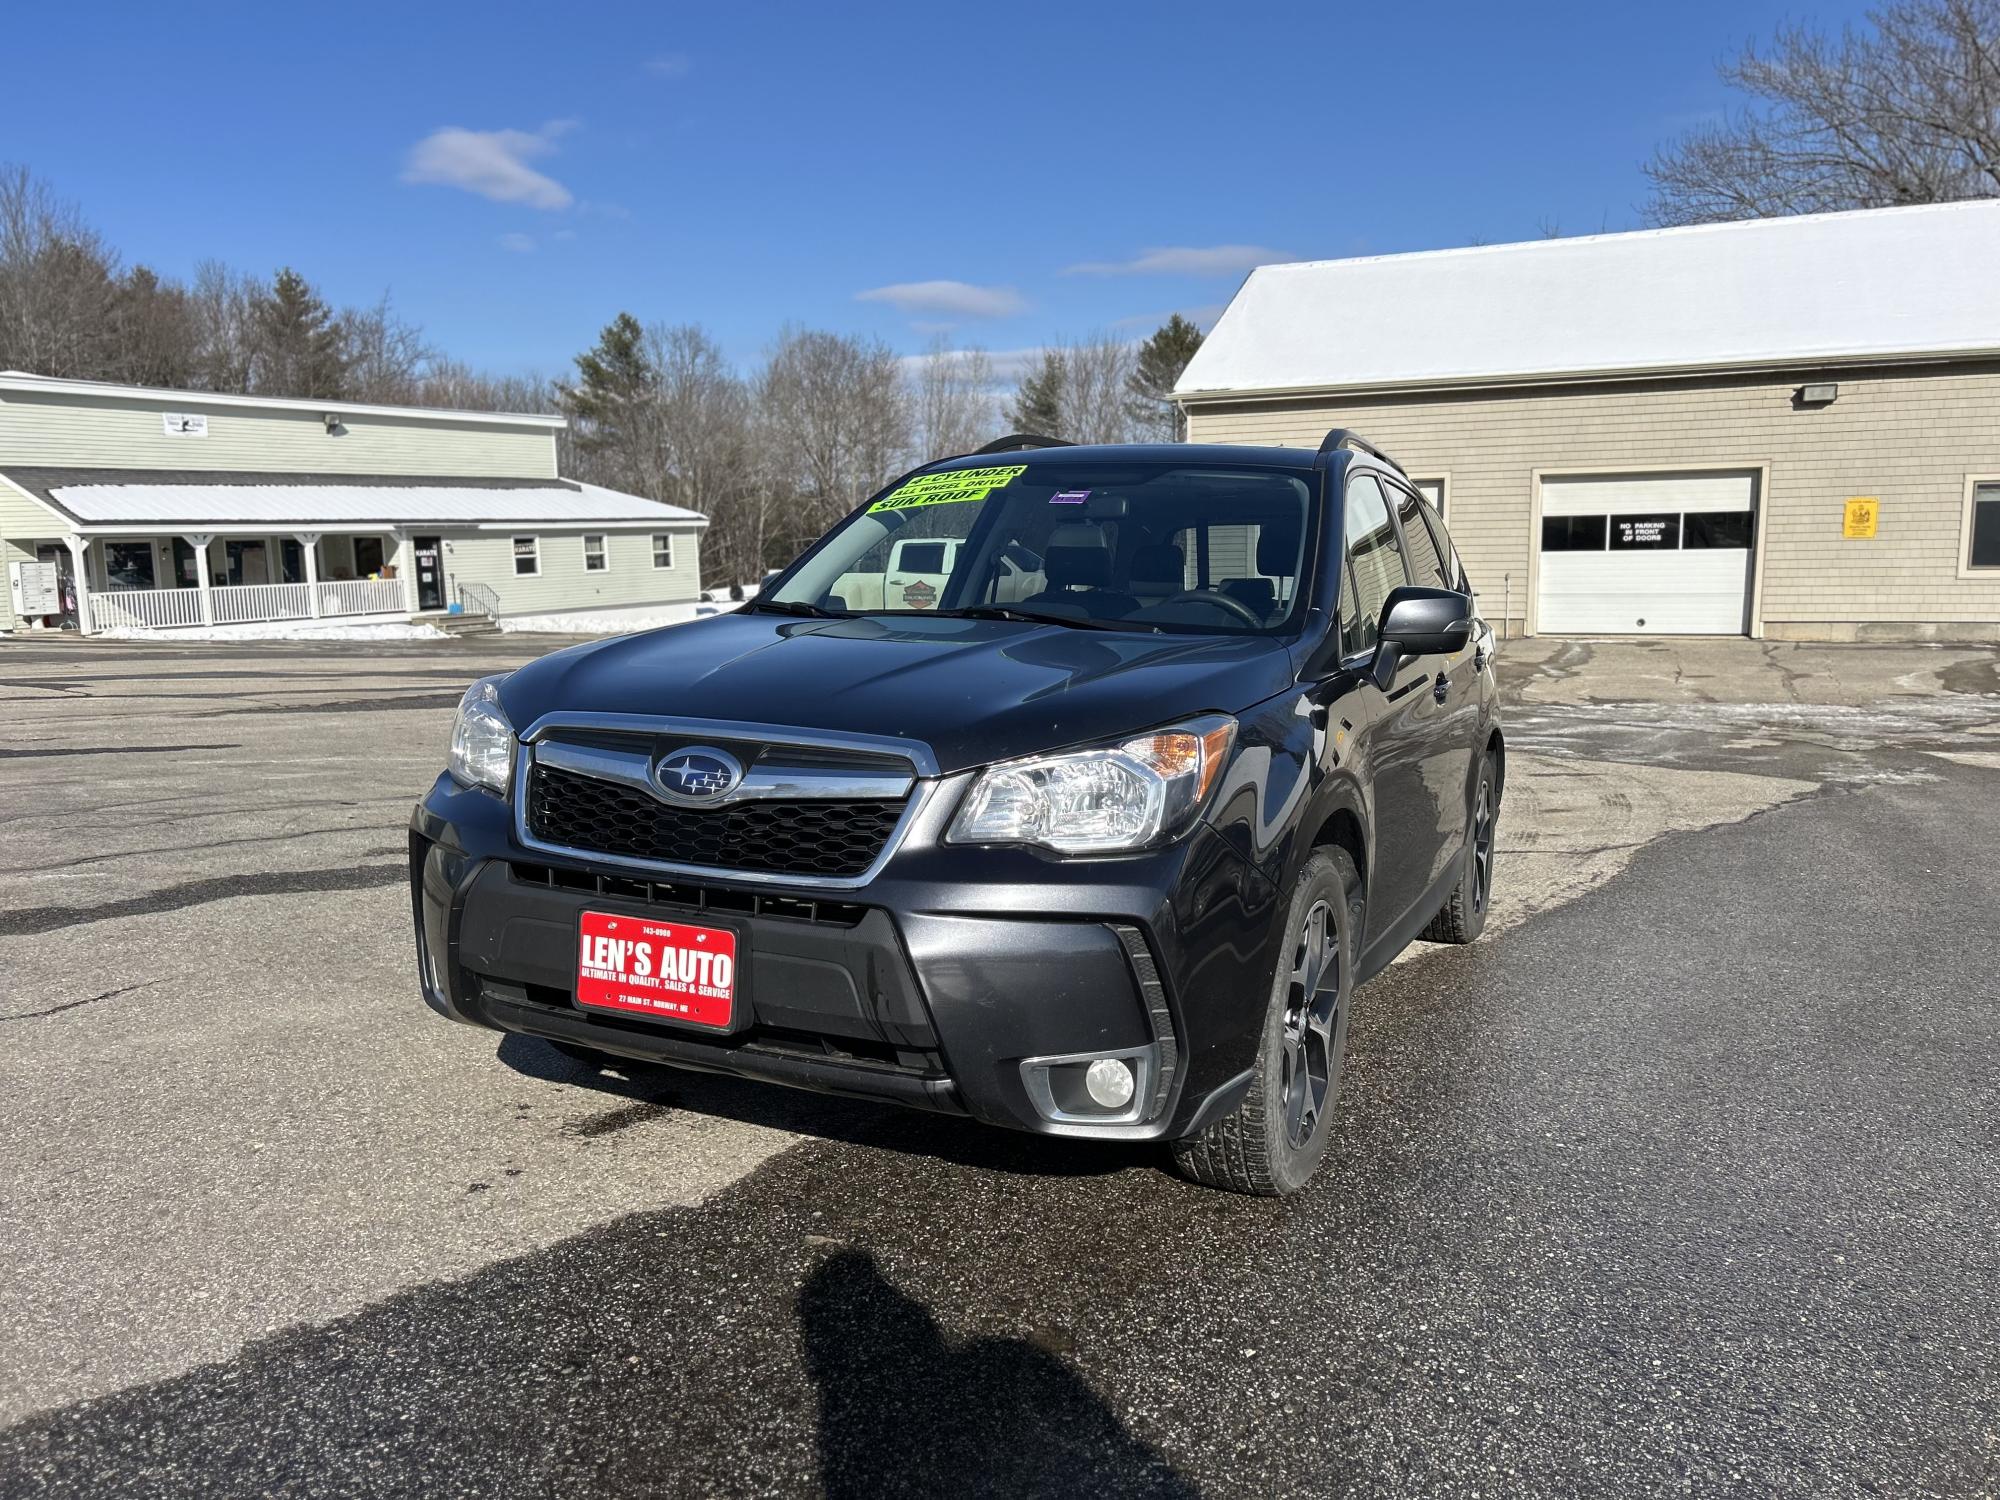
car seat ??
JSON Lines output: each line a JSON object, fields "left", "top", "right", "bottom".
{"left": 1020, "top": 524, "right": 1139, "bottom": 615}
{"left": 1127, "top": 543, "right": 1186, "bottom": 608}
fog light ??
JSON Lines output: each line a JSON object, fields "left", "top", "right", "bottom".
{"left": 1085, "top": 1057, "right": 1136, "bottom": 1109}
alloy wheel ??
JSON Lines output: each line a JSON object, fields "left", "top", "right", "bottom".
{"left": 1471, "top": 777, "right": 1495, "bottom": 916}
{"left": 1279, "top": 898, "right": 1342, "bottom": 1149}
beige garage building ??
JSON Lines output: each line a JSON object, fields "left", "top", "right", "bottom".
{"left": 1176, "top": 200, "right": 2000, "bottom": 641}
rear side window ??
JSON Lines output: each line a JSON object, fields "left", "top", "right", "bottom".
{"left": 1392, "top": 485, "right": 1450, "bottom": 588}
{"left": 1342, "top": 474, "right": 1406, "bottom": 656}
{"left": 896, "top": 541, "right": 950, "bottom": 573}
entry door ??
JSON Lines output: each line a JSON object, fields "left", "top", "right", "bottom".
{"left": 413, "top": 536, "right": 445, "bottom": 611}
{"left": 1538, "top": 472, "right": 1758, "bottom": 635}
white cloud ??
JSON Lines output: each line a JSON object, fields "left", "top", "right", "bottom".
{"left": 1063, "top": 245, "right": 1291, "bottom": 277}
{"left": 856, "top": 280, "right": 1028, "bottom": 319}
{"left": 402, "top": 123, "right": 575, "bottom": 210}
{"left": 645, "top": 52, "right": 692, "bottom": 78}
{"left": 498, "top": 232, "right": 536, "bottom": 253}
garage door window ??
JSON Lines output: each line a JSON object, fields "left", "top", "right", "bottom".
{"left": 1970, "top": 483, "right": 2000, "bottom": 569}
{"left": 1609, "top": 514, "right": 1680, "bottom": 550}
{"left": 1542, "top": 515, "right": 1608, "bottom": 551}
{"left": 1683, "top": 511, "right": 1757, "bottom": 549}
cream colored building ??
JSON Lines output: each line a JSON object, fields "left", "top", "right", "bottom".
{"left": 0, "top": 373, "right": 706, "bottom": 635}
{"left": 1176, "top": 201, "right": 2000, "bottom": 641}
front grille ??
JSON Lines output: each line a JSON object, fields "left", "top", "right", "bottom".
{"left": 526, "top": 764, "right": 905, "bottom": 878}
{"left": 508, "top": 862, "right": 868, "bottom": 927}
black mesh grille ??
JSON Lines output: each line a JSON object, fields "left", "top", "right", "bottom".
{"left": 527, "top": 764, "right": 905, "bottom": 878}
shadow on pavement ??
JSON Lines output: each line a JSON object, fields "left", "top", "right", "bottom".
{"left": 800, "top": 1248, "right": 1197, "bottom": 1499}
{"left": 496, "top": 1031, "right": 1154, "bottom": 1181}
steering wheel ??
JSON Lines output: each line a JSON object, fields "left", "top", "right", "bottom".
{"left": 1158, "top": 588, "right": 1265, "bottom": 628}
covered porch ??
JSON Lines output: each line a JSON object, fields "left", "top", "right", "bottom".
{"left": 67, "top": 529, "right": 417, "bottom": 632}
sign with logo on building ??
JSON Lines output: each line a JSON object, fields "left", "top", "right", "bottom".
{"left": 1843, "top": 497, "right": 1879, "bottom": 539}
{"left": 162, "top": 412, "right": 208, "bottom": 437}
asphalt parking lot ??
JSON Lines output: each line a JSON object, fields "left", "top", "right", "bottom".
{"left": 2, "top": 631, "right": 1997, "bottom": 1498}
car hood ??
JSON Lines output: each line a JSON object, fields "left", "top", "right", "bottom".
{"left": 499, "top": 611, "right": 1298, "bottom": 774}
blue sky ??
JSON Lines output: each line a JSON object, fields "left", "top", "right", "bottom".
{"left": 10, "top": 0, "right": 1876, "bottom": 380}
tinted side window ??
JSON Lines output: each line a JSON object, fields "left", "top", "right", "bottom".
{"left": 1342, "top": 474, "right": 1405, "bottom": 656}
{"left": 1393, "top": 485, "right": 1449, "bottom": 588}
{"left": 1417, "top": 498, "right": 1468, "bottom": 591}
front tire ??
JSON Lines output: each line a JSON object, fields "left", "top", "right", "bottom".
{"left": 1172, "top": 848, "right": 1361, "bottom": 1197}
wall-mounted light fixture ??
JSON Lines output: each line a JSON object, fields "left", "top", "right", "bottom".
{"left": 1796, "top": 383, "right": 1839, "bottom": 406}
{"left": 322, "top": 412, "right": 342, "bottom": 434}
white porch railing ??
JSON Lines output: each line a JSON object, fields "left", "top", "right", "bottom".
{"left": 92, "top": 587, "right": 204, "bottom": 630}
{"left": 318, "top": 578, "right": 406, "bottom": 617}
{"left": 214, "top": 582, "right": 312, "bottom": 624}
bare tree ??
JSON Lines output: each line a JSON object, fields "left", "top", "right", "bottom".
{"left": 341, "top": 294, "right": 436, "bottom": 404}
{"left": 908, "top": 336, "right": 997, "bottom": 462}
{"left": 756, "top": 326, "right": 910, "bottom": 553}
{"left": 186, "top": 259, "right": 261, "bottom": 392}
{"left": 1645, "top": 0, "right": 2000, "bottom": 225}
{"left": 1060, "top": 334, "right": 1137, "bottom": 445}
{"left": 0, "top": 164, "right": 122, "bottom": 378}
{"left": 107, "top": 266, "right": 198, "bottom": 388}
{"left": 647, "top": 323, "right": 768, "bottom": 587}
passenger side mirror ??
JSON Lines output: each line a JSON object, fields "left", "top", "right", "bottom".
{"left": 1371, "top": 586, "right": 1472, "bottom": 687}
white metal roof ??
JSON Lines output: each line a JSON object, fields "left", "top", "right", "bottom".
{"left": 1175, "top": 200, "right": 2000, "bottom": 399}
{"left": 0, "top": 370, "right": 567, "bottom": 428}
{"left": 29, "top": 478, "right": 704, "bottom": 530}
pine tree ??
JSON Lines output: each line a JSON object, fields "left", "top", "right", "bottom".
{"left": 1126, "top": 314, "right": 1204, "bottom": 441}
{"left": 250, "top": 267, "right": 348, "bottom": 399}
{"left": 560, "top": 312, "right": 668, "bottom": 496}
{"left": 1006, "top": 348, "right": 1066, "bottom": 437}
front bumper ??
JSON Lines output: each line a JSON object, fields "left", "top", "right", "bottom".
{"left": 411, "top": 768, "right": 1281, "bottom": 1140}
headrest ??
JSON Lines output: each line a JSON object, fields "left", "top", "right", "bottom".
{"left": 1256, "top": 517, "right": 1303, "bottom": 577}
{"left": 1044, "top": 523, "right": 1111, "bottom": 588}
{"left": 1221, "top": 577, "right": 1277, "bottom": 615}
{"left": 1129, "top": 543, "right": 1184, "bottom": 588}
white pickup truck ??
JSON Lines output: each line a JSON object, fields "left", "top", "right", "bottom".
{"left": 831, "top": 538, "right": 1043, "bottom": 611}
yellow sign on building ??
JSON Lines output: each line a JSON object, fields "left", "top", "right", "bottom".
{"left": 1843, "top": 497, "right": 1879, "bottom": 539}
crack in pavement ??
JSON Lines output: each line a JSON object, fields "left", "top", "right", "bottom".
{"left": 0, "top": 864, "right": 407, "bottom": 936}
{"left": 1, "top": 978, "right": 170, "bottom": 1022}
{"left": 0, "top": 744, "right": 240, "bottom": 760}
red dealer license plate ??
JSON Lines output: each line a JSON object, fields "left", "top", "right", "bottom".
{"left": 574, "top": 910, "right": 739, "bottom": 1030}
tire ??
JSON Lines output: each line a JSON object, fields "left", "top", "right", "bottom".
{"left": 1421, "top": 750, "right": 1498, "bottom": 945}
{"left": 1172, "top": 848, "right": 1362, "bottom": 1197}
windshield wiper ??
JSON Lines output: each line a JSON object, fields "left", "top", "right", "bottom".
{"left": 944, "top": 605, "right": 1158, "bottom": 633}
{"left": 748, "top": 598, "right": 850, "bottom": 619}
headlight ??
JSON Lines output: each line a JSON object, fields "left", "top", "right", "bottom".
{"left": 949, "top": 716, "right": 1236, "bottom": 854}
{"left": 447, "top": 675, "right": 515, "bottom": 794}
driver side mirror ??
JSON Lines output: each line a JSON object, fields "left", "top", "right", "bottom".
{"left": 1371, "top": 586, "right": 1472, "bottom": 688}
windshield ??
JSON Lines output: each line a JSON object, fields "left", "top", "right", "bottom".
{"left": 766, "top": 460, "right": 1319, "bottom": 635}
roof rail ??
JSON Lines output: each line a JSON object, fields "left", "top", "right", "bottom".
{"left": 973, "top": 433, "right": 1074, "bottom": 454}
{"left": 1316, "top": 428, "right": 1403, "bottom": 471}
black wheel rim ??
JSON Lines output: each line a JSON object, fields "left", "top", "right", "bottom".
{"left": 1471, "top": 777, "right": 1495, "bottom": 916}
{"left": 1280, "top": 898, "right": 1342, "bottom": 1150}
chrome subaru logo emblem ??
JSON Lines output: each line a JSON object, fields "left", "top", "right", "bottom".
{"left": 654, "top": 745, "right": 743, "bottom": 804}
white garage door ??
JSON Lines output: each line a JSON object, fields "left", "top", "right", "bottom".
{"left": 1537, "top": 472, "right": 1757, "bottom": 635}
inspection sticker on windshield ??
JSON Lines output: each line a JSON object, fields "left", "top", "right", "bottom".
{"left": 575, "top": 911, "right": 737, "bottom": 1029}
{"left": 868, "top": 464, "right": 1026, "bottom": 514}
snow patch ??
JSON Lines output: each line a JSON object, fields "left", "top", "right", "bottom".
{"left": 500, "top": 603, "right": 728, "bottom": 635}
{"left": 93, "top": 621, "right": 445, "bottom": 642}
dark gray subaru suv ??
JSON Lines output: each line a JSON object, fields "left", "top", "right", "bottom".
{"left": 410, "top": 431, "right": 1501, "bottom": 1195}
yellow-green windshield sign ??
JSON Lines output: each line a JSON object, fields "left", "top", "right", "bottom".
{"left": 868, "top": 464, "right": 1026, "bottom": 514}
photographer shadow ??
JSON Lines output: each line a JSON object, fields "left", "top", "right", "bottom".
{"left": 800, "top": 1247, "right": 1198, "bottom": 1500}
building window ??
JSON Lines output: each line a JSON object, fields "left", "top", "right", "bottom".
{"left": 352, "top": 536, "right": 385, "bottom": 578}
{"left": 652, "top": 534, "right": 674, "bottom": 570}
{"left": 1969, "top": 482, "right": 2000, "bottom": 570}
{"left": 583, "top": 534, "right": 607, "bottom": 572}
{"left": 513, "top": 536, "right": 540, "bottom": 577}
{"left": 103, "top": 541, "right": 157, "bottom": 590}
